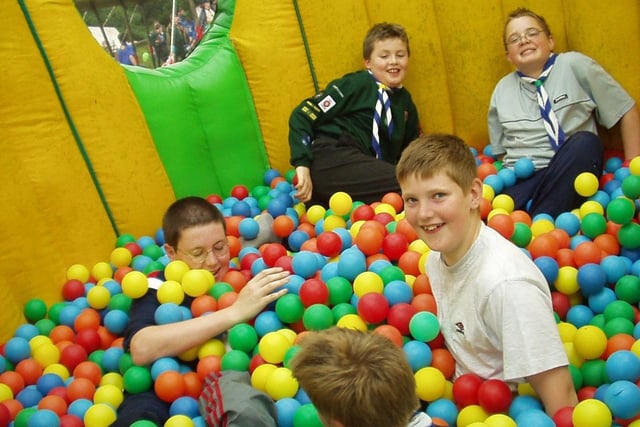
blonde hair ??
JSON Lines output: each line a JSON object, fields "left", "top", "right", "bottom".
{"left": 290, "top": 327, "right": 419, "bottom": 427}
{"left": 503, "top": 8, "right": 552, "bottom": 48}
{"left": 363, "top": 22, "right": 410, "bottom": 59}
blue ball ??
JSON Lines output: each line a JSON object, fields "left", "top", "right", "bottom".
{"left": 601, "top": 256, "right": 628, "bottom": 284}
{"left": 28, "top": 409, "right": 60, "bottom": 427}
{"left": 320, "top": 262, "right": 340, "bottom": 283}
{"left": 57, "top": 304, "right": 82, "bottom": 328}
{"left": 36, "top": 373, "right": 65, "bottom": 396}
{"left": 614, "top": 166, "right": 631, "bottom": 182}
{"left": 294, "top": 387, "right": 312, "bottom": 405}
{"left": 606, "top": 350, "right": 640, "bottom": 382}
{"left": 533, "top": 256, "right": 559, "bottom": 285}
{"left": 515, "top": 409, "right": 554, "bottom": 427}
{"left": 4, "top": 337, "right": 31, "bottom": 365}
{"left": 383, "top": 280, "right": 413, "bottom": 306}
{"left": 264, "top": 168, "right": 282, "bottom": 186}
{"left": 284, "top": 274, "right": 305, "bottom": 295}
{"left": 604, "top": 380, "right": 640, "bottom": 419}
{"left": 332, "top": 227, "right": 352, "bottom": 250}
{"left": 482, "top": 144, "right": 493, "bottom": 157}
{"left": 566, "top": 304, "right": 594, "bottom": 328}
{"left": 483, "top": 174, "right": 504, "bottom": 193}
{"left": 155, "top": 228, "right": 165, "bottom": 245}
{"left": 151, "top": 357, "right": 181, "bottom": 380}
{"left": 588, "top": 287, "right": 617, "bottom": 314}
{"left": 131, "top": 254, "right": 153, "bottom": 272}
{"left": 514, "top": 157, "right": 535, "bottom": 179}
{"left": 508, "top": 395, "right": 544, "bottom": 420}
{"left": 67, "top": 398, "right": 93, "bottom": 419}
{"left": 603, "top": 178, "right": 622, "bottom": 195}
{"left": 154, "top": 303, "right": 183, "bottom": 325}
{"left": 368, "top": 259, "right": 393, "bottom": 274}
{"left": 287, "top": 230, "right": 310, "bottom": 252}
{"left": 337, "top": 247, "right": 367, "bottom": 281}
{"left": 170, "top": 396, "right": 201, "bottom": 418}
{"left": 251, "top": 257, "right": 268, "bottom": 277}
{"left": 267, "top": 198, "right": 288, "bottom": 217}
{"left": 291, "top": 251, "right": 319, "bottom": 279}
{"left": 402, "top": 340, "right": 432, "bottom": 371}
{"left": 577, "top": 263, "right": 607, "bottom": 296}
{"left": 589, "top": 190, "right": 610, "bottom": 208}
{"left": 16, "top": 385, "right": 44, "bottom": 408}
{"left": 231, "top": 200, "right": 252, "bottom": 217}
{"left": 254, "top": 310, "right": 284, "bottom": 337}
{"left": 555, "top": 212, "right": 581, "bottom": 236}
{"left": 275, "top": 397, "right": 301, "bottom": 427}
{"left": 101, "top": 347, "right": 124, "bottom": 373}
{"left": 15, "top": 324, "right": 40, "bottom": 341}
{"left": 104, "top": 309, "right": 129, "bottom": 335}
{"left": 426, "top": 398, "right": 458, "bottom": 427}
{"left": 498, "top": 167, "right": 517, "bottom": 188}
{"left": 570, "top": 235, "right": 592, "bottom": 251}
{"left": 102, "top": 279, "right": 122, "bottom": 296}
{"left": 238, "top": 217, "right": 260, "bottom": 240}
{"left": 605, "top": 156, "right": 623, "bottom": 173}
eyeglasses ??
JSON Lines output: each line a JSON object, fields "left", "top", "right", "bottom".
{"left": 506, "top": 28, "right": 545, "bottom": 46}
{"left": 177, "top": 241, "right": 229, "bottom": 264}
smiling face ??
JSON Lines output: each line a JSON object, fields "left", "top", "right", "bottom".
{"left": 401, "top": 172, "right": 483, "bottom": 266}
{"left": 364, "top": 37, "right": 409, "bottom": 88}
{"left": 504, "top": 15, "right": 555, "bottom": 77}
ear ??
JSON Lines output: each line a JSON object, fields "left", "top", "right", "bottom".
{"left": 547, "top": 34, "right": 555, "bottom": 51}
{"left": 364, "top": 57, "right": 371, "bottom": 70}
{"left": 164, "top": 243, "right": 177, "bottom": 260}
{"left": 469, "top": 177, "right": 483, "bottom": 210}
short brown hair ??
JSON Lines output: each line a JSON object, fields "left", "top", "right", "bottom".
{"left": 363, "top": 22, "right": 410, "bottom": 59}
{"left": 503, "top": 8, "right": 552, "bottom": 48}
{"left": 289, "top": 327, "right": 419, "bottom": 427}
{"left": 162, "top": 196, "right": 225, "bottom": 248}
{"left": 396, "top": 133, "right": 478, "bottom": 195}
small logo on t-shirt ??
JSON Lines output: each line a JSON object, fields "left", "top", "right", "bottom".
{"left": 318, "top": 95, "right": 336, "bottom": 112}
{"left": 553, "top": 94, "right": 568, "bottom": 104}
{"left": 455, "top": 322, "right": 465, "bottom": 335}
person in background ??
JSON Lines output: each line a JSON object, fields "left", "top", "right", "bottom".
{"left": 396, "top": 133, "right": 578, "bottom": 417}
{"left": 288, "top": 22, "right": 421, "bottom": 207}
{"left": 116, "top": 33, "right": 138, "bottom": 66}
{"left": 488, "top": 7, "right": 640, "bottom": 217}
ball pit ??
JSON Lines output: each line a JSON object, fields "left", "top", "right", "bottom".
{"left": 1, "top": 160, "right": 640, "bottom": 426}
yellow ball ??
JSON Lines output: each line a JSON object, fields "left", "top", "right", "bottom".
{"left": 87, "top": 285, "right": 111, "bottom": 309}
{"left": 0, "top": 384, "right": 13, "bottom": 402}
{"left": 265, "top": 367, "right": 299, "bottom": 400}
{"left": 164, "top": 260, "right": 191, "bottom": 282}
{"left": 563, "top": 342, "right": 585, "bottom": 368}
{"left": 110, "top": 247, "right": 133, "bottom": 268}
{"left": 485, "top": 414, "right": 517, "bottom": 427}
{"left": 457, "top": 405, "right": 490, "bottom": 427}
{"left": 198, "top": 338, "right": 226, "bottom": 358}
{"left": 32, "top": 342, "right": 60, "bottom": 367}
{"left": 516, "top": 382, "right": 536, "bottom": 397}
{"left": 84, "top": 403, "right": 117, "bottom": 427}
{"left": 181, "top": 269, "right": 213, "bottom": 297}
{"left": 336, "top": 313, "right": 367, "bottom": 331}
{"left": 349, "top": 220, "right": 365, "bottom": 239}
{"left": 492, "top": 194, "right": 515, "bottom": 212}
{"left": 555, "top": 266, "right": 579, "bottom": 295}
{"left": 251, "top": 363, "right": 278, "bottom": 392}
{"left": 530, "top": 218, "right": 555, "bottom": 237}
{"left": 557, "top": 321, "right": 578, "bottom": 343}
{"left": 374, "top": 202, "right": 397, "bottom": 217}
{"left": 178, "top": 346, "right": 199, "bottom": 362}
{"left": 323, "top": 214, "right": 347, "bottom": 231}
{"left": 293, "top": 202, "right": 307, "bottom": 219}
{"left": 629, "top": 156, "right": 640, "bottom": 175}
{"left": 329, "top": 191, "right": 353, "bottom": 216}
{"left": 572, "top": 398, "right": 612, "bottom": 427}
{"left": 259, "top": 331, "right": 292, "bottom": 364}
{"left": 121, "top": 271, "right": 149, "bottom": 299}
{"left": 414, "top": 366, "right": 446, "bottom": 402}
{"left": 579, "top": 200, "right": 605, "bottom": 217}
{"left": 67, "top": 263, "right": 90, "bottom": 282}
{"left": 91, "top": 262, "right": 113, "bottom": 281}
{"left": 573, "top": 325, "right": 608, "bottom": 360}
{"left": 29, "top": 335, "right": 52, "bottom": 350}
{"left": 575, "top": 172, "right": 599, "bottom": 197}
{"left": 157, "top": 280, "right": 185, "bottom": 305}
{"left": 100, "top": 372, "right": 124, "bottom": 388}
{"left": 164, "top": 415, "right": 196, "bottom": 427}
{"left": 482, "top": 184, "right": 495, "bottom": 201}
{"left": 631, "top": 339, "right": 640, "bottom": 357}
{"left": 277, "top": 328, "right": 297, "bottom": 345}
{"left": 353, "top": 271, "right": 384, "bottom": 297}
{"left": 409, "top": 240, "right": 429, "bottom": 254}
{"left": 487, "top": 208, "right": 510, "bottom": 222}
{"left": 43, "top": 363, "right": 70, "bottom": 380}
{"left": 306, "top": 204, "right": 327, "bottom": 225}
{"left": 93, "top": 384, "right": 124, "bottom": 408}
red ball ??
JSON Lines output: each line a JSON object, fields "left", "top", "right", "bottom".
{"left": 240, "top": 252, "right": 261, "bottom": 271}
{"left": 552, "top": 406, "right": 574, "bottom": 427}
{"left": 273, "top": 255, "right": 294, "bottom": 273}
{"left": 249, "top": 353, "right": 267, "bottom": 374}
{"left": 551, "top": 291, "right": 571, "bottom": 320}
{"left": 487, "top": 214, "right": 515, "bottom": 239}
{"left": 15, "top": 359, "right": 43, "bottom": 386}
{"left": 74, "top": 329, "right": 101, "bottom": 354}
{"left": 386, "top": 303, "right": 416, "bottom": 336}
{"left": 477, "top": 378, "right": 513, "bottom": 413}
{"left": 59, "top": 343, "right": 89, "bottom": 372}
{"left": 452, "top": 373, "right": 483, "bottom": 407}
{"left": 357, "top": 292, "right": 390, "bottom": 324}
{"left": 206, "top": 194, "right": 223, "bottom": 204}
{"left": 62, "top": 279, "right": 85, "bottom": 301}
{"left": 577, "top": 386, "right": 597, "bottom": 401}
{"left": 0, "top": 403, "right": 10, "bottom": 427}
{"left": 262, "top": 243, "right": 288, "bottom": 267}
{"left": 382, "top": 232, "right": 409, "bottom": 261}
{"left": 351, "top": 204, "right": 375, "bottom": 222}
{"left": 124, "top": 242, "right": 143, "bottom": 258}
{"left": 60, "top": 414, "right": 84, "bottom": 427}
{"left": 231, "top": 185, "right": 250, "bottom": 200}
{"left": 373, "top": 212, "right": 394, "bottom": 226}
{"left": 316, "top": 231, "right": 343, "bottom": 258}
{"left": 299, "top": 278, "right": 329, "bottom": 307}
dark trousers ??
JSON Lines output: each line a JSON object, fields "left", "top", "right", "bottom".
{"left": 309, "top": 135, "right": 401, "bottom": 207}
{"left": 503, "top": 131, "right": 604, "bottom": 218}
{"left": 111, "top": 392, "right": 170, "bottom": 426}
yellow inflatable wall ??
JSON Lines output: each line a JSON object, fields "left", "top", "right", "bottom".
{"left": 1, "top": 0, "right": 638, "bottom": 340}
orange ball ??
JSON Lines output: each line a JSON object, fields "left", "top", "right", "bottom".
{"left": 431, "top": 348, "right": 456, "bottom": 379}
{"left": 373, "top": 324, "right": 404, "bottom": 347}
{"left": 510, "top": 210, "right": 532, "bottom": 226}
{"left": 361, "top": 219, "right": 387, "bottom": 236}
{"left": 196, "top": 355, "right": 222, "bottom": 382}
{"left": 15, "top": 359, "right": 43, "bottom": 386}
{"left": 2, "top": 399, "right": 23, "bottom": 421}
{"left": 593, "top": 233, "right": 620, "bottom": 256}
{"left": 300, "top": 237, "right": 318, "bottom": 252}
{"left": 221, "top": 270, "right": 248, "bottom": 293}
{"left": 603, "top": 333, "right": 636, "bottom": 359}
{"left": 273, "top": 215, "right": 296, "bottom": 238}
{"left": 73, "top": 361, "right": 102, "bottom": 385}
{"left": 49, "top": 325, "right": 75, "bottom": 344}
{"left": 412, "top": 274, "right": 432, "bottom": 295}
{"left": 191, "top": 295, "right": 218, "bottom": 317}
{"left": 226, "top": 235, "right": 241, "bottom": 259}
{"left": 0, "top": 371, "right": 25, "bottom": 396}
{"left": 67, "top": 377, "right": 96, "bottom": 401}
{"left": 477, "top": 163, "right": 498, "bottom": 181}
{"left": 182, "top": 371, "right": 203, "bottom": 399}
{"left": 487, "top": 214, "right": 515, "bottom": 239}
{"left": 381, "top": 192, "right": 404, "bottom": 213}
{"left": 114, "top": 266, "right": 133, "bottom": 283}
{"left": 297, "top": 222, "right": 316, "bottom": 238}
{"left": 366, "top": 253, "right": 390, "bottom": 268}
{"left": 396, "top": 218, "right": 418, "bottom": 242}
{"left": 355, "top": 227, "right": 384, "bottom": 256}
{"left": 217, "top": 291, "right": 238, "bottom": 310}
{"left": 528, "top": 233, "right": 560, "bottom": 260}
{"left": 74, "top": 308, "right": 101, "bottom": 332}
{"left": 38, "top": 394, "right": 68, "bottom": 416}
{"left": 556, "top": 248, "right": 576, "bottom": 267}
{"left": 548, "top": 228, "right": 571, "bottom": 249}
{"left": 154, "top": 371, "right": 186, "bottom": 403}
{"left": 573, "top": 241, "right": 603, "bottom": 267}
{"left": 480, "top": 198, "right": 492, "bottom": 220}
{"left": 412, "top": 293, "right": 438, "bottom": 314}
{"left": 97, "top": 325, "right": 117, "bottom": 350}
{"left": 224, "top": 216, "right": 243, "bottom": 238}
{"left": 397, "top": 250, "right": 422, "bottom": 277}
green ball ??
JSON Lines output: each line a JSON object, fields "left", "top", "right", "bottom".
{"left": 580, "top": 212, "right": 607, "bottom": 238}
{"left": 621, "top": 174, "right": 640, "bottom": 199}
{"left": 606, "top": 197, "right": 636, "bottom": 225}
{"left": 24, "top": 298, "right": 48, "bottom": 323}
{"left": 209, "top": 282, "right": 234, "bottom": 300}
{"left": 48, "top": 302, "right": 68, "bottom": 325}
{"left": 569, "top": 364, "right": 583, "bottom": 390}
{"left": 258, "top": 194, "right": 272, "bottom": 211}
{"left": 228, "top": 323, "right": 259, "bottom": 353}
{"left": 131, "top": 421, "right": 159, "bottom": 427}
{"left": 603, "top": 300, "right": 635, "bottom": 322}
{"left": 603, "top": 317, "right": 635, "bottom": 337}
{"left": 221, "top": 349, "right": 251, "bottom": 371}
{"left": 409, "top": 311, "right": 440, "bottom": 342}
{"left": 580, "top": 359, "right": 607, "bottom": 387}
{"left": 331, "top": 302, "right": 357, "bottom": 322}
{"left": 108, "top": 293, "right": 133, "bottom": 312}
{"left": 284, "top": 169, "right": 297, "bottom": 184}
{"left": 251, "top": 185, "right": 271, "bottom": 200}
{"left": 119, "top": 352, "right": 135, "bottom": 374}
{"left": 589, "top": 314, "right": 606, "bottom": 329}
{"left": 282, "top": 345, "right": 301, "bottom": 368}
{"left": 302, "top": 304, "right": 334, "bottom": 331}
{"left": 116, "top": 233, "right": 137, "bottom": 247}
{"left": 385, "top": 221, "right": 397, "bottom": 233}
{"left": 275, "top": 294, "right": 305, "bottom": 324}
{"left": 143, "top": 261, "right": 165, "bottom": 275}
{"left": 35, "top": 318, "right": 56, "bottom": 336}
{"left": 378, "top": 265, "right": 405, "bottom": 284}
{"left": 615, "top": 274, "right": 640, "bottom": 305}
{"left": 142, "top": 244, "right": 164, "bottom": 260}
{"left": 326, "top": 277, "right": 353, "bottom": 305}
{"left": 511, "top": 222, "right": 532, "bottom": 247}
{"left": 13, "top": 407, "right": 37, "bottom": 427}
{"left": 123, "top": 365, "right": 153, "bottom": 393}
{"left": 293, "top": 403, "right": 324, "bottom": 427}
{"left": 618, "top": 222, "right": 640, "bottom": 249}
{"left": 89, "top": 350, "right": 105, "bottom": 367}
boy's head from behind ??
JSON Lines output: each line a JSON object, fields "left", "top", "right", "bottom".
{"left": 289, "top": 327, "right": 419, "bottom": 427}
{"left": 363, "top": 22, "right": 410, "bottom": 59}
{"left": 396, "top": 133, "right": 477, "bottom": 193}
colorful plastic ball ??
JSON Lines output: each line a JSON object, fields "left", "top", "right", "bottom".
{"left": 353, "top": 271, "right": 384, "bottom": 297}
{"left": 513, "top": 158, "right": 535, "bottom": 179}
{"left": 337, "top": 248, "right": 367, "bottom": 281}
{"left": 618, "top": 222, "right": 640, "bottom": 249}
{"left": 514, "top": 409, "right": 555, "bottom": 427}
{"left": 621, "top": 174, "right": 640, "bottom": 199}
{"left": 573, "top": 325, "right": 608, "bottom": 360}
{"left": 274, "top": 294, "right": 305, "bottom": 324}
{"left": 457, "top": 404, "right": 490, "bottom": 426}
{"left": 26, "top": 408, "right": 60, "bottom": 427}
{"left": 5, "top": 337, "right": 32, "bottom": 364}
{"left": 415, "top": 366, "right": 446, "bottom": 402}
{"left": 83, "top": 403, "right": 117, "bottom": 427}
{"left": 220, "top": 349, "right": 250, "bottom": 371}
{"left": 121, "top": 271, "right": 149, "bottom": 299}
{"left": 357, "top": 292, "right": 389, "bottom": 324}
{"left": 154, "top": 371, "right": 186, "bottom": 403}
{"left": 122, "top": 366, "right": 152, "bottom": 394}
{"left": 452, "top": 372, "right": 483, "bottom": 407}
{"left": 293, "top": 403, "right": 323, "bottom": 427}
{"left": 164, "top": 260, "right": 191, "bottom": 283}
{"left": 275, "top": 397, "right": 300, "bottom": 427}
{"left": 606, "top": 197, "right": 635, "bottom": 224}
{"left": 425, "top": 398, "right": 458, "bottom": 427}
{"left": 334, "top": 313, "right": 366, "bottom": 331}
{"left": 575, "top": 172, "right": 600, "bottom": 197}
{"left": 485, "top": 414, "right": 517, "bottom": 427}
{"left": 254, "top": 311, "right": 284, "bottom": 337}
{"left": 478, "top": 379, "right": 513, "bottom": 413}
{"left": 291, "top": 251, "right": 319, "bottom": 279}
{"left": 409, "top": 311, "right": 440, "bottom": 342}
{"left": 508, "top": 395, "right": 543, "bottom": 420}
{"left": 181, "top": 269, "right": 212, "bottom": 298}
{"left": 571, "top": 398, "right": 612, "bottom": 427}
{"left": 24, "top": 298, "right": 48, "bottom": 324}
{"left": 325, "top": 277, "right": 353, "bottom": 305}
{"left": 93, "top": 384, "right": 123, "bottom": 409}
{"left": 298, "top": 278, "right": 329, "bottom": 307}
{"left": 606, "top": 350, "right": 640, "bottom": 382}
{"left": 228, "top": 323, "right": 259, "bottom": 353}
{"left": 603, "top": 379, "right": 640, "bottom": 419}
{"left": 169, "top": 396, "right": 200, "bottom": 419}
{"left": 328, "top": 192, "right": 353, "bottom": 217}
{"left": 403, "top": 340, "right": 432, "bottom": 372}
{"left": 383, "top": 280, "right": 413, "bottom": 306}
{"left": 258, "top": 331, "right": 291, "bottom": 364}
{"left": 302, "top": 304, "right": 334, "bottom": 331}
{"left": 265, "top": 367, "right": 298, "bottom": 400}
{"left": 577, "top": 263, "right": 607, "bottom": 296}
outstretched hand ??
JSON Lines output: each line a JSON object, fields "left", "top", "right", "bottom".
{"left": 294, "top": 166, "right": 312, "bottom": 203}
{"left": 232, "top": 267, "right": 289, "bottom": 322}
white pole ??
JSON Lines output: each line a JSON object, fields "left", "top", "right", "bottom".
{"left": 169, "top": 0, "right": 177, "bottom": 63}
